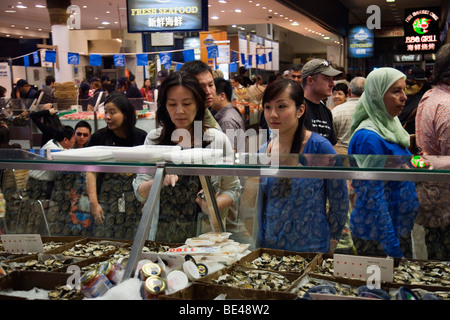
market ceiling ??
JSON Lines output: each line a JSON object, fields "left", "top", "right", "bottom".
{"left": 0, "top": 0, "right": 443, "bottom": 45}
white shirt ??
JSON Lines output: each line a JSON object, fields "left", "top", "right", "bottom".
{"left": 28, "top": 139, "right": 64, "bottom": 181}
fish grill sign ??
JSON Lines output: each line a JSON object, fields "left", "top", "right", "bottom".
{"left": 348, "top": 26, "right": 374, "bottom": 58}
{"left": 126, "top": 0, "right": 208, "bottom": 33}
{"left": 404, "top": 8, "right": 440, "bottom": 53}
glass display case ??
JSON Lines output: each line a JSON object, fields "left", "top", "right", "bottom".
{"left": 0, "top": 148, "right": 449, "bottom": 279}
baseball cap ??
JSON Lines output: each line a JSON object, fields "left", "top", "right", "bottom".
{"left": 157, "top": 69, "right": 169, "bottom": 80}
{"left": 89, "top": 77, "right": 100, "bottom": 83}
{"left": 406, "top": 66, "right": 427, "bottom": 81}
{"left": 302, "top": 59, "right": 342, "bottom": 79}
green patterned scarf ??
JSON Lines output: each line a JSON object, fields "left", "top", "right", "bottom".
{"left": 350, "top": 67, "right": 410, "bottom": 148}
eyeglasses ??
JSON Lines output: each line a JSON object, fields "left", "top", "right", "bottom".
{"left": 76, "top": 132, "right": 90, "bottom": 137}
{"left": 309, "top": 60, "right": 330, "bottom": 77}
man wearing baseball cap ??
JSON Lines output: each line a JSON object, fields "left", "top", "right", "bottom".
{"left": 302, "top": 59, "right": 341, "bottom": 145}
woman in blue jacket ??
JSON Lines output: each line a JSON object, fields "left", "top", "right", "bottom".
{"left": 348, "top": 67, "right": 419, "bottom": 258}
{"left": 257, "top": 78, "right": 348, "bottom": 253}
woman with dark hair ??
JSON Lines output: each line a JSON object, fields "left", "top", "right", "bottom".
{"left": 256, "top": 78, "right": 348, "bottom": 253}
{"left": 0, "top": 122, "right": 21, "bottom": 149}
{"left": 331, "top": 82, "right": 348, "bottom": 110}
{"left": 86, "top": 92, "right": 147, "bottom": 235}
{"left": 133, "top": 72, "right": 241, "bottom": 242}
{"left": 140, "top": 78, "right": 153, "bottom": 102}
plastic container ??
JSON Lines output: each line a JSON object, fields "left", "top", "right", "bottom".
{"left": 357, "top": 285, "right": 390, "bottom": 300}
{"left": 183, "top": 261, "right": 200, "bottom": 281}
{"left": 80, "top": 269, "right": 113, "bottom": 298}
{"left": 395, "top": 286, "right": 419, "bottom": 300}
{"left": 303, "top": 285, "right": 336, "bottom": 300}
{"left": 167, "top": 270, "right": 189, "bottom": 293}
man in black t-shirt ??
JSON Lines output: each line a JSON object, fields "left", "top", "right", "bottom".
{"left": 302, "top": 59, "right": 341, "bottom": 145}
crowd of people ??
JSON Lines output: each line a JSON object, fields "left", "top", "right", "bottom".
{"left": 1, "top": 44, "right": 448, "bottom": 260}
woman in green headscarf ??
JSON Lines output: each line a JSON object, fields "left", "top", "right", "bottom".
{"left": 348, "top": 67, "right": 419, "bottom": 258}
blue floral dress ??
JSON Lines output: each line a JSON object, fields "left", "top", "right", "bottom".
{"left": 257, "top": 132, "right": 349, "bottom": 252}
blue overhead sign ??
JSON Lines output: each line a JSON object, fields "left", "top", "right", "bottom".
{"left": 348, "top": 26, "right": 374, "bottom": 58}
{"left": 127, "top": 0, "right": 208, "bottom": 33}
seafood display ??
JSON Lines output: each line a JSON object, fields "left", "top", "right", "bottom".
{"left": 212, "top": 268, "right": 292, "bottom": 291}
{"left": 62, "top": 241, "right": 117, "bottom": 258}
{"left": 244, "top": 252, "right": 312, "bottom": 273}
{"left": 48, "top": 285, "right": 82, "bottom": 300}
{"left": 1, "top": 236, "right": 450, "bottom": 300}
{"left": 5, "top": 257, "right": 76, "bottom": 272}
{"left": 313, "top": 258, "right": 334, "bottom": 276}
{"left": 393, "top": 260, "right": 450, "bottom": 287}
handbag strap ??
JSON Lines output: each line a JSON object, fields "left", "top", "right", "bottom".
{"left": 402, "top": 107, "right": 418, "bottom": 129}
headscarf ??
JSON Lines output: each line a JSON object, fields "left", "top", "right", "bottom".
{"left": 350, "top": 67, "right": 410, "bottom": 148}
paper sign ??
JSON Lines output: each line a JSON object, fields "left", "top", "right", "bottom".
{"left": 333, "top": 254, "right": 393, "bottom": 282}
{"left": 140, "top": 252, "right": 185, "bottom": 269}
{"left": 1, "top": 234, "right": 44, "bottom": 253}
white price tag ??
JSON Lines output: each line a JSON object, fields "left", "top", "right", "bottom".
{"left": 0, "top": 234, "right": 44, "bottom": 253}
{"left": 333, "top": 254, "right": 394, "bottom": 282}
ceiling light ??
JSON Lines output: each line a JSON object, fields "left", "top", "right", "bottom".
{"left": 235, "top": 9, "right": 241, "bottom": 13}
{"left": 324, "top": 36, "right": 330, "bottom": 39}
{"left": 102, "top": 21, "right": 110, "bottom": 25}
{"left": 291, "top": 22, "right": 299, "bottom": 26}
{"left": 106, "top": 11, "right": 111, "bottom": 14}
{"left": 211, "top": 16, "right": 219, "bottom": 19}
{"left": 6, "top": 34, "right": 10, "bottom": 37}
{"left": 35, "top": 4, "right": 46, "bottom": 8}
{"left": 5, "top": 10, "right": 16, "bottom": 13}
{"left": 16, "top": 5, "right": 27, "bottom": 9}
{"left": 232, "top": 24, "right": 237, "bottom": 28}
{"left": 386, "top": 0, "right": 395, "bottom": 2}
{"left": 219, "top": 0, "right": 227, "bottom": 3}
{"left": 83, "top": 6, "right": 87, "bottom": 9}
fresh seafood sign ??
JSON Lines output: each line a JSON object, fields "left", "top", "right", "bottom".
{"left": 127, "top": 0, "right": 208, "bottom": 32}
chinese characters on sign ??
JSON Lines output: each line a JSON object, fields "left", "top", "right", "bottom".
{"left": 127, "top": 0, "right": 207, "bottom": 33}
{"left": 404, "top": 8, "right": 440, "bottom": 53}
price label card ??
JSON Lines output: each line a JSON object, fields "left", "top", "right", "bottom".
{"left": 0, "top": 234, "right": 44, "bottom": 253}
{"left": 333, "top": 254, "right": 393, "bottom": 282}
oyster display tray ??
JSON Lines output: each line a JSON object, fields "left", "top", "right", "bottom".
{"left": 237, "top": 248, "right": 320, "bottom": 276}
